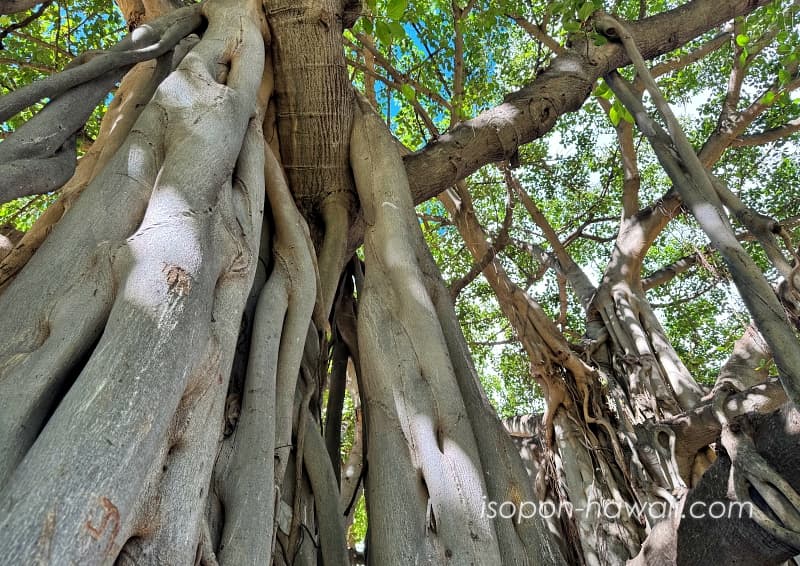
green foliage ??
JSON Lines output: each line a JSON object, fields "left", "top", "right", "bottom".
{"left": 348, "top": 494, "right": 368, "bottom": 548}
{"left": 386, "top": 0, "right": 408, "bottom": 20}
{"left": 377, "top": 0, "right": 800, "bottom": 414}
{"left": 608, "top": 99, "right": 634, "bottom": 126}
{"left": 0, "top": 193, "right": 57, "bottom": 231}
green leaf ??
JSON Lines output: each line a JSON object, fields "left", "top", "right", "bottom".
{"left": 563, "top": 20, "right": 581, "bottom": 33}
{"left": 735, "top": 34, "right": 749, "bottom": 47}
{"left": 578, "top": 1, "right": 595, "bottom": 21}
{"left": 593, "top": 80, "right": 612, "bottom": 100}
{"left": 607, "top": 99, "right": 633, "bottom": 126}
{"left": 619, "top": 105, "right": 634, "bottom": 124}
{"left": 375, "top": 19, "right": 392, "bottom": 44}
{"left": 362, "top": 18, "right": 373, "bottom": 34}
{"left": 386, "top": 0, "right": 408, "bottom": 20}
{"left": 609, "top": 104, "right": 621, "bottom": 126}
{"left": 387, "top": 21, "right": 406, "bottom": 40}
{"left": 763, "top": 91, "right": 776, "bottom": 105}
{"left": 400, "top": 83, "right": 415, "bottom": 100}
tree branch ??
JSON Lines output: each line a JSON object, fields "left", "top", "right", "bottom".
{"left": 10, "top": 29, "right": 74, "bottom": 59}
{"left": 405, "top": 0, "right": 772, "bottom": 205}
{"left": 448, "top": 180, "right": 514, "bottom": 300}
{"left": 0, "top": 1, "right": 52, "bottom": 46}
{"left": 346, "top": 57, "right": 439, "bottom": 135}
{"left": 0, "top": 56, "right": 56, "bottom": 73}
{"left": 506, "top": 13, "right": 565, "bottom": 56}
{"left": 732, "top": 118, "right": 800, "bottom": 147}
{"left": 649, "top": 30, "right": 730, "bottom": 80}
{"left": 659, "top": 377, "right": 786, "bottom": 477}
{"left": 507, "top": 168, "right": 597, "bottom": 306}
{"left": 599, "top": 13, "right": 800, "bottom": 407}
{"left": 643, "top": 214, "right": 800, "bottom": 290}
{"left": 451, "top": 0, "right": 466, "bottom": 125}
{"left": 0, "top": 4, "right": 202, "bottom": 123}
{"left": 348, "top": 33, "right": 453, "bottom": 111}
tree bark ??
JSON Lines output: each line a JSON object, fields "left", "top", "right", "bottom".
{"left": 0, "top": 0, "right": 791, "bottom": 564}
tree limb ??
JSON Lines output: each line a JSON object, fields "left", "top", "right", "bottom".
{"left": 599, "top": 13, "right": 800, "bottom": 407}
{"left": 0, "top": 0, "right": 44, "bottom": 14}
{"left": 732, "top": 118, "right": 800, "bottom": 147}
{"left": 405, "top": 0, "right": 772, "bottom": 205}
{"left": 0, "top": 3, "right": 202, "bottom": 123}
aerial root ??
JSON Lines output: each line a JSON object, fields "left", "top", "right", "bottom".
{"left": 721, "top": 419, "right": 800, "bottom": 549}
{"left": 0, "top": 31, "right": 200, "bottom": 289}
{"left": 0, "top": 4, "right": 203, "bottom": 123}
{"left": 317, "top": 192, "right": 354, "bottom": 320}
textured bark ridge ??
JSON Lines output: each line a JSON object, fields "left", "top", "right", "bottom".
{"left": 268, "top": 0, "right": 358, "bottom": 317}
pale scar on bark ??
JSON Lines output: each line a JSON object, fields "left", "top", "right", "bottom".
{"left": 85, "top": 496, "right": 120, "bottom": 554}
{"left": 162, "top": 264, "right": 192, "bottom": 297}
{"left": 34, "top": 508, "right": 56, "bottom": 561}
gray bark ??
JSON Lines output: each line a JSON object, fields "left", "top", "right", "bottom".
{"left": 352, "top": 98, "right": 508, "bottom": 565}
{"left": 601, "top": 29, "right": 800, "bottom": 407}
{"left": 404, "top": 0, "right": 773, "bottom": 205}
{"left": 0, "top": 0, "right": 789, "bottom": 564}
{"left": 0, "top": 0, "right": 265, "bottom": 561}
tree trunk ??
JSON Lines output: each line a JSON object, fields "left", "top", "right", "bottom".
{"left": 0, "top": 0, "right": 564, "bottom": 563}
{"left": 1, "top": 0, "right": 796, "bottom": 564}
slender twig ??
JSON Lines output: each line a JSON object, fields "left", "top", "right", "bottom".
{"left": 0, "top": 0, "right": 53, "bottom": 48}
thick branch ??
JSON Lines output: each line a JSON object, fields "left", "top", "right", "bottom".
{"left": 448, "top": 184, "right": 513, "bottom": 300}
{"left": 665, "top": 378, "right": 786, "bottom": 462}
{"left": 631, "top": 406, "right": 800, "bottom": 566}
{"left": 405, "top": 0, "right": 771, "bottom": 205}
{"left": 0, "top": 0, "right": 43, "bottom": 14}
{"left": 732, "top": 118, "right": 800, "bottom": 147}
{"left": 0, "top": 4, "right": 202, "bottom": 123}
{"left": 0, "top": 70, "right": 122, "bottom": 204}
{"left": 642, "top": 253, "right": 701, "bottom": 290}
{"left": 600, "top": 16, "right": 800, "bottom": 407}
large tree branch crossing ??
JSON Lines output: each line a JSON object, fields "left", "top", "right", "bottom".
{"left": 404, "top": 0, "right": 772, "bottom": 204}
